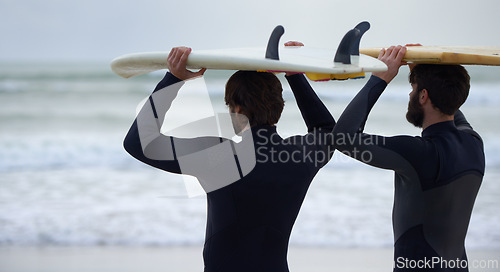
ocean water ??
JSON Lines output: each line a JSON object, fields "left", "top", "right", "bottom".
{"left": 0, "top": 62, "right": 499, "bottom": 249}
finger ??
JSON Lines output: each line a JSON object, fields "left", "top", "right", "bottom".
{"left": 172, "top": 47, "right": 188, "bottom": 61}
{"left": 167, "top": 48, "right": 180, "bottom": 70}
{"left": 285, "top": 41, "right": 304, "bottom": 46}
{"left": 193, "top": 68, "right": 207, "bottom": 77}
{"left": 389, "top": 45, "right": 402, "bottom": 59}
{"left": 167, "top": 48, "right": 175, "bottom": 62}
{"left": 168, "top": 48, "right": 182, "bottom": 68}
{"left": 378, "top": 48, "right": 386, "bottom": 59}
{"left": 179, "top": 47, "right": 191, "bottom": 67}
{"left": 396, "top": 46, "right": 407, "bottom": 62}
{"left": 385, "top": 46, "right": 395, "bottom": 58}
{"left": 395, "top": 46, "right": 406, "bottom": 61}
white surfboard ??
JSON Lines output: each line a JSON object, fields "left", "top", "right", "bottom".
{"left": 110, "top": 46, "right": 387, "bottom": 81}
{"left": 111, "top": 22, "right": 387, "bottom": 81}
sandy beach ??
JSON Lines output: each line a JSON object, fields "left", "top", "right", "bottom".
{"left": 0, "top": 246, "right": 498, "bottom": 272}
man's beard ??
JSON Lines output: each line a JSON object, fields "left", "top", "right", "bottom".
{"left": 406, "top": 92, "right": 425, "bottom": 128}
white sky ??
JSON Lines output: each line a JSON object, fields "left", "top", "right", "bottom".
{"left": 1, "top": 0, "right": 500, "bottom": 62}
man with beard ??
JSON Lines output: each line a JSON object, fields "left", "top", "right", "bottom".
{"left": 333, "top": 45, "right": 485, "bottom": 271}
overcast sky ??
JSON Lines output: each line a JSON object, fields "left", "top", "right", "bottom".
{"left": 1, "top": 0, "right": 499, "bottom": 62}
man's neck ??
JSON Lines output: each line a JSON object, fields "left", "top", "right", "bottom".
{"left": 422, "top": 114, "right": 454, "bottom": 130}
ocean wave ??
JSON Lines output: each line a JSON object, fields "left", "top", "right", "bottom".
{"left": 0, "top": 63, "right": 498, "bottom": 248}
{"left": 0, "top": 134, "right": 135, "bottom": 172}
{"left": 0, "top": 167, "right": 498, "bottom": 248}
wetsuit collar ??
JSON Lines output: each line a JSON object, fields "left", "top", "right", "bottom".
{"left": 235, "top": 125, "right": 277, "bottom": 141}
{"left": 422, "top": 120, "right": 456, "bottom": 137}
{"left": 251, "top": 125, "right": 277, "bottom": 133}
{"left": 248, "top": 125, "right": 278, "bottom": 142}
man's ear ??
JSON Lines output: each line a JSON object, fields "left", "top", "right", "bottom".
{"left": 419, "top": 89, "right": 429, "bottom": 105}
{"left": 233, "top": 105, "right": 243, "bottom": 114}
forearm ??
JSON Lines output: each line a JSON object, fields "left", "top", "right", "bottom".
{"left": 332, "top": 76, "right": 426, "bottom": 172}
{"left": 286, "top": 73, "right": 335, "bottom": 132}
{"left": 124, "top": 72, "right": 184, "bottom": 161}
{"left": 333, "top": 75, "right": 387, "bottom": 135}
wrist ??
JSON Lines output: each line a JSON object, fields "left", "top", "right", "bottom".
{"left": 372, "top": 73, "right": 392, "bottom": 84}
{"left": 166, "top": 72, "right": 183, "bottom": 82}
{"left": 369, "top": 74, "right": 389, "bottom": 86}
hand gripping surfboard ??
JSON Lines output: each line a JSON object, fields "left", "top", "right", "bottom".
{"left": 111, "top": 22, "right": 388, "bottom": 81}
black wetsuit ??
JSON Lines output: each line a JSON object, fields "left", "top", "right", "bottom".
{"left": 333, "top": 76, "right": 485, "bottom": 271}
{"left": 124, "top": 72, "right": 335, "bottom": 271}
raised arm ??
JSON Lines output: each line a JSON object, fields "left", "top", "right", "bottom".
{"left": 123, "top": 72, "right": 184, "bottom": 172}
{"left": 286, "top": 74, "right": 335, "bottom": 132}
{"left": 283, "top": 68, "right": 336, "bottom": 170}
{"left": 332, "top": 46, "right": 422, "bottom": 171}
{"left": 332, "top": 76, "right": 387, "bottom": 135}
{"left": 124, "top": 48, "right": 257, "bottom": 192}
{"left": 283, "top": 41, "right": 335, "bottom": 132}
{"left": 123, "top": 47, "right": 210, "bottom": 173}
{"left": 334, "top": 46, "right": 407, "bottom": 135}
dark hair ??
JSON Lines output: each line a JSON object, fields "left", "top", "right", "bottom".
{"left": 225, "top": 71, "right": 284, "bottom": 126}
{"left": 409, "top": 64, "right": 470, "bottom": 115}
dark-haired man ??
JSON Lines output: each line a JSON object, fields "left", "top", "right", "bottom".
{"left": 333, "top": 46, "right": 485, "bottom": 271}
{"left": 123, "top": 46, "right": 335, "bottom": 271}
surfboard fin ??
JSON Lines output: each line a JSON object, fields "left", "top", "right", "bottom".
{"left": 351, "top": 21, "right": 370, "bottom": 56}
{"left": 334, "top": 21, "right": 370, "bottom": 64}
{"left": 265, "top": 25, "right": 285, "bottom": 60}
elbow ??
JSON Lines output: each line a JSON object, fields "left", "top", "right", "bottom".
{"left": 331, "top": 130, "right": 358, "bottom": 149}
{"left": 331, "top": 124, "right": 343, "bottom": 136}
{"left": 332, "top": 119, "right": 359, "bottom": 136}
{"left": 123, "top": 133, "right": 136, "bottom": 157}
{"left": 309, "top": 121, "right": 335, "bottom": 134}
{"left": 123, "top": 127, "right": 144, "bottom": 159}
{"left": 308, "top": 115, "right": 336, "bottom": 133}
{"left": 327, "top": 118, "right": 336, "bottom": 132}
{"left": 322, "top": 115, "right": 336, "bottom": 132}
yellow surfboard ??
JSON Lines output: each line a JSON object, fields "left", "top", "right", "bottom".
{"left": 359, "top": 46, "right": 500, "bottom": 66}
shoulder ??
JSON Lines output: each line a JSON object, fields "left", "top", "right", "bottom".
{"left": 457, "top": 127, "right": 483, "bottom": 145}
